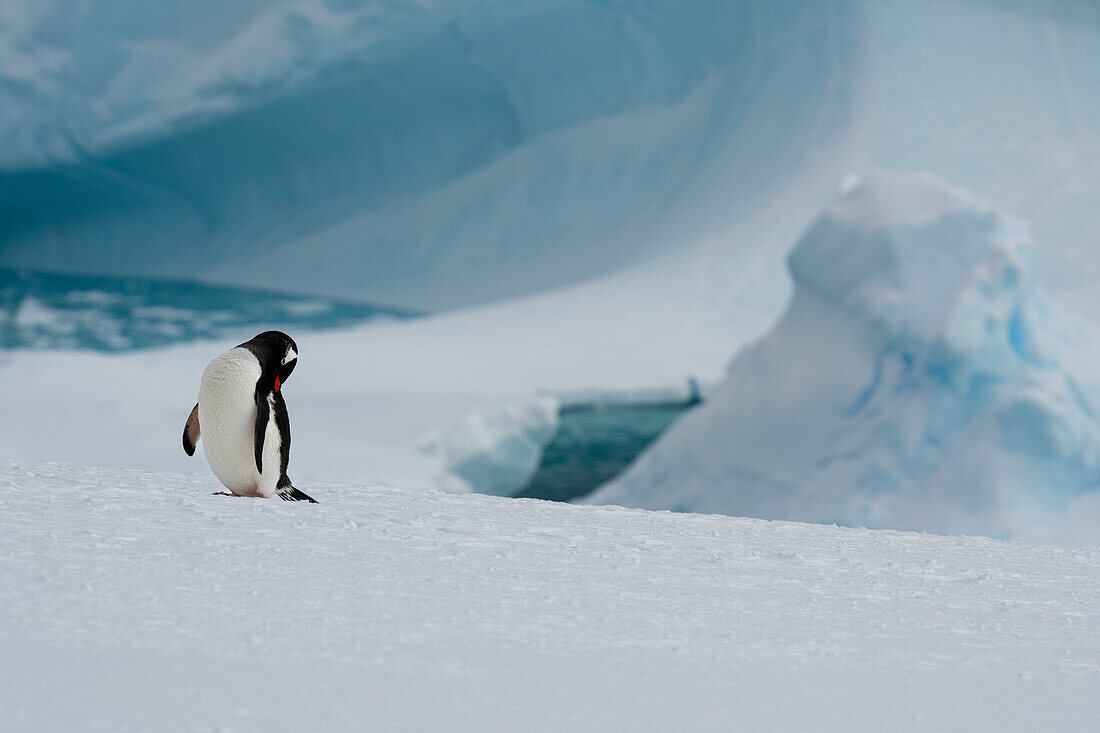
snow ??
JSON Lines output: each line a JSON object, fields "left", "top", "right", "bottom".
{"left": 2, "top": 460, "right": 1099, "bottom": 731}
{"left": 592, "top": 172, "right": 1100, "bottom": 545}
{"left": 415, "top": 396, "right": 559, "bottom": 497}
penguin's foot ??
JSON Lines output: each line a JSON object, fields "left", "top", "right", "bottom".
{"left": 277, "top": 486, "right": 318, "bottom": 503}
{"left": 212, "top": 491, "right": 240, "bottom": 497}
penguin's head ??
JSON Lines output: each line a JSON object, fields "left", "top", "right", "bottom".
{"left": 240, "top": 331, "right": 298, "bottom": 393}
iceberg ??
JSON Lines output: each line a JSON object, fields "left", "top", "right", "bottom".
{"left": 590, "top": 172, "right": 1100, "bottom": 544}
{"left": 0, "top": 0, "right": 856, "bottom": 310}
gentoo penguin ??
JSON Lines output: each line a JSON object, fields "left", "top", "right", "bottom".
{"left": 182, "top": 331, "right": 317, "bottom": 502}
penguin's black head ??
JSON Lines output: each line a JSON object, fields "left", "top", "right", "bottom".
{"left": 240, "top": 331, "right": 298, "bottom": 392}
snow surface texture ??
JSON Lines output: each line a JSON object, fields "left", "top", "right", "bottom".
{"left": 593, "top": 172, "right": 1100, "bottom": 545}
{"left": 2, "top": 461, "right": 1099, "bottom": 731}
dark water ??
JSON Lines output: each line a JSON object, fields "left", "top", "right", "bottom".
{"left": 517, "top": 401, "right": 698, "bottom": 503}
{"left": 0, "top": 268, "right": 419, "bottom": 351}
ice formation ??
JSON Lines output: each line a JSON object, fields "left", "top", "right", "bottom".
{"left": 415, "top": 397, "right": 559, "bottom": 496}
{"left": 0, "top": 0, "right": 855, "bottom": 310}
{"left": 591, "top": 172, "right": 1100, "bottom": 544}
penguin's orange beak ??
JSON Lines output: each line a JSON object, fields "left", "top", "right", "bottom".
{"left": 274, "top": 373, "right": 281, "bottom": 392}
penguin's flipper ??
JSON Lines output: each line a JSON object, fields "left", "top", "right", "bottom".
{"left": 277, "top": 485, "right": 318, "bottom": 503}
{"left": 254, "top": 390, "right": 270, "bottom": 474}
{"left": 182, "top": 403, "right": 200, "bottom": 456}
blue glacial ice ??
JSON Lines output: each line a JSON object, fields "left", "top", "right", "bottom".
{"left": 5, "top": 1, "right": 1100, "bottom": 324}
{"left": 0, "top": 0, "right": 857, "bottom": 310}
{"left": 590, "top": 172, "right": 1100, "bottom": 544}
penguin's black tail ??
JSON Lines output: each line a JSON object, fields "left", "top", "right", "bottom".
{"left": 277, "top": 484, "right": 318, "bottom": 503}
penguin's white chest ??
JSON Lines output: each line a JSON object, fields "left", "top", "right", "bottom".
{"left": 197, "top": 348, "right": 282, "bottom": 498}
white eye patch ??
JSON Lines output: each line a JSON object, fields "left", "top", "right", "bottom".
{"left": 282, "top": 347, "right": 297, "bottom": 365}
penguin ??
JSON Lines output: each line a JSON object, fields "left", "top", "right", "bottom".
{"left": 182, "top": 331, "right": 317, "bottom": 502}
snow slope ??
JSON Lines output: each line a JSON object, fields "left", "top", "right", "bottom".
{"left": 593, "top": 173, "right": 1100, "bottom": 545}
{"left": 2, "top": 461, "right": 1099, "bottom": 731}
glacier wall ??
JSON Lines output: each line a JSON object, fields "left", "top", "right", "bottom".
{"left": 591, "top": 173, "right": 1100, "bottom": 544}
{"left": 0, "top": 0, "right": 856, "bottom": 309}
{"left": 6, "top": 0, "right": 1100, "bottom": 320}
